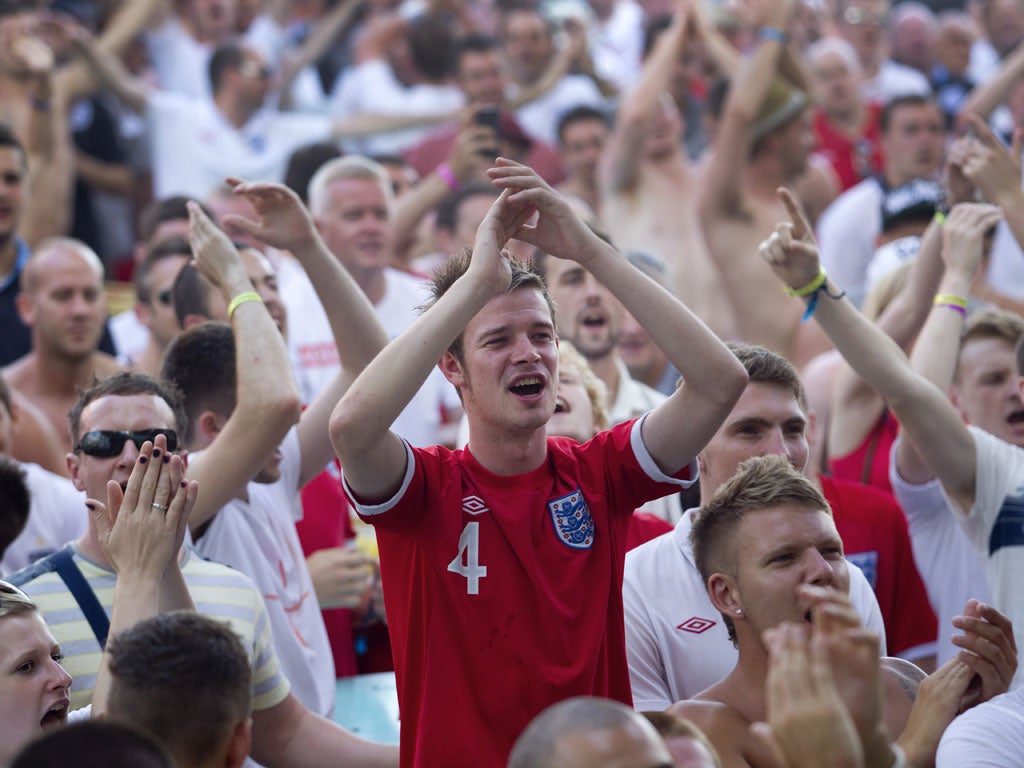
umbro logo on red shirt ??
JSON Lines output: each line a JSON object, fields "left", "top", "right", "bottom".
{"left": 676, "top": 617, "right": 716, "bottom": 634}
{"left": 462, "top": 496, "right": 489, "bottom": 515}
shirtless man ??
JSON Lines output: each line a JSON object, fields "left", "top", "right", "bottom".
{"left": 601, "top": 3, "right": 736, "bottom": 340}
{"left": 669, "top": 454, "right": 1017, "bottom": 768}
{"left": 5, "top": 238, "right": 120, "bottom": 449}
{"left": 698, "top": 0, "right": 830, "bottom": 365}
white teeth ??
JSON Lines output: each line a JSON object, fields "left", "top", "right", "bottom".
{"left": 517, "top": 376, "right": 541, "bottom": 386}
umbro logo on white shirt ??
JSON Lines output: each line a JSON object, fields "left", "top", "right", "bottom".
{"left": 462, "top": 496, "right": 490, "bottom": 515}
{"left": 676, "top": 617, "right": 717, "bottom": 634}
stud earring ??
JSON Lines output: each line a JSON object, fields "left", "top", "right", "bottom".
{"left": 735, "top": 609, "right": 743, "bottom": 615}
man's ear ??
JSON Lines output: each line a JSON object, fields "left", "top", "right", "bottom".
{"left": 67, "top": 451, "right": 86, "bottom": 492}
{"left": 195, "top": 410, "right": 228, "bottom": 447}
{"left": 14, "top": 291, "right": 34, "bottom": 326}
{"left": 949, "top": 384, "right": 970, "bottom": 423}
{"left": 439, "top": 350, "right": 466, "bottom": 389}
{"left": 225, "top": 717, "right": 252, "bottom": 768}
{"left": 182, "top": 313, "right": 208, "bottom": 330}
{"left": 708, "top": 572, "right": 742, "bottom": 617}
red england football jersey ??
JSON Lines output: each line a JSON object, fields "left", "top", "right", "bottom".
{"left": 346, "top": 418, "right": 693, "bottom": 767}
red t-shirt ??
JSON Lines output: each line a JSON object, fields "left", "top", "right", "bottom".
{"left": 830, "top": 410, "right": 899, "bottom": 496}
{"left": 812, "top": 103, "right": 884, "bottom": 192}
{"left": 822, "top": 475, "right": 938, "bottom": 658}
{"left": 347, "top": 419, "right": 693, "bottom": 767}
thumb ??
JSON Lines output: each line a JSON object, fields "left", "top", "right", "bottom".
{"left": 87, "top": 497, "right": 111, "bottom": 540}
{"left": 1011, "top": 129, "right": 1023, "bottom": 163}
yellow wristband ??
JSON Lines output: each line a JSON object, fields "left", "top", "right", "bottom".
{"left": 227, "top": 291, "right": 262, "bottom": 319}
{"left": 786, "top": 267, "right": 828, "bottom": 298}
{"left": 933, "top": 211, "right": 947, "bottom": 226}
{"left": 933, "top": 293, "right": 968, "bottom": 309}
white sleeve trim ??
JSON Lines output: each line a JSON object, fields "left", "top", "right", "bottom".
{"left": 630, "top": 413, "right": 699, "bottom": 489}
{"left": 342, "top": 440, "right": 416, "bottom": 517}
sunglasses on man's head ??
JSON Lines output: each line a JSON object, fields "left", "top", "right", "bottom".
{"left": 75, "top": 429, "right": 179, "bottom": 457}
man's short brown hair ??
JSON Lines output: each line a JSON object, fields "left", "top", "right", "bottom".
{"left": 956, "top": 307, "right": 1024, "bottom": 382}
{"left": 68, "top": 372, "right": 187, "bottom": 448}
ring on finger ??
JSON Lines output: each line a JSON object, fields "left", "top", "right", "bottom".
{"left": 151, "top": 502, "right": 169, "bottom": 511}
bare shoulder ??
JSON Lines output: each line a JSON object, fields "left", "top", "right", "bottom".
{"left": 667, "top": 699, "right": 762, "bottom": 768}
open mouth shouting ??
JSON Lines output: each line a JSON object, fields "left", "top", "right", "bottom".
{"left": 40, "top": 698, "right": 69, "bottom": 730}
{"left": 509, "top": 374, "right": 546, "bottom": 400}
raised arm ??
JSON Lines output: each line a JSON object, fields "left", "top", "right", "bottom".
{"left": 222, "top": 179, "right": 390, "bottom": 487}
{"left": 180, "top": 204, "right": 302, "bottom": 530}
{"left": 761, "top": 188, "right": 979, "bottom": 512}
{"left": 699, "top": 0, "right": 793, "bottom": 216}
{"left": 603, "top": 3, "right": 689, "bottom": 193}
{"left": 489, "top": 159, "right": 748, "bottom": 474}
{"left": 827, "top": 218, "right": 945, "bottom": 460}
{"left": 956, "top": 115, "right": 1024, "bottom": 252}
{"left": 331, "top": 172, "right": 535, "bottom": 501}
{"left": 894, "top": 202, "right": 1003, "bottom": 487}
{"left": 63, "top": 23, "right": 150, "bottom": 114}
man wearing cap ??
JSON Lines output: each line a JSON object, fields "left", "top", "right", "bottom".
{"left": 817, "top": 94, "right": 946, "bottom": 307}
{"left": 698, "top": 0, "right": 829, "bottom": 368}
{"left": 864, "top": 178, "right": 946, "bottom": 291}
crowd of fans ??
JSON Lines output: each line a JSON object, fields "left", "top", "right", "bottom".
{"left": 0, "top": 0, "right": 1023, "bottom": 765}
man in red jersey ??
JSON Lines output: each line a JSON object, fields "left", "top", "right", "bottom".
{"left": 329, "top": 159, "right": 747, "bottom": 767}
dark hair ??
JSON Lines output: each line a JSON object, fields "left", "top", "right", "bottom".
{"left": 284, "top": 142, "right": 344, "bottom": 203}
{"left": 137, "top": 196, "right": 211, "bottom": 244}
{"left": 106, "top": 612, "right": 252, "bottom": 767}
{"left": 135, "top": 236, "right": 191, "bottom": 304}
{"left": 728, "top": 342, "right": 806, "bottom": 409}
{"left": 11, "top": 718, "right": 174, "bottom": 768}
{"left": 879, "top": 94, "right": 938, "bottom": 133}
{"left": 160, "top": 323, "right": 237, "bottom": 445}
{"left": 68, "top": 372, "right": 188, "bottom": 448}
{"left": 409, "top": 12, "right": 455, "bottom": 81}
{"left": 434, "top": 182, "right": 498, "bottom": 233}
{"left": 690, "top": 454, "right": 830, "bottom": 643}
{"left": 452, "top": 34, "right": 501, "bottom": 75}
{"left": 0, "top": 455, "right": 29, "bottom": 560}
{"left": 209, "top": 41, "right": 247, "bottom": 93}
{"left": 425, "top": 251, "right": 554, "bottom": 363}
{"left": 556, "top": 105, "right": 609, "bottom": 145}
{"left": 170, "top": 263, "right": 213, "bottom": 329}
{"left": 0, "top": 122, "right": 26, "bottom": 166}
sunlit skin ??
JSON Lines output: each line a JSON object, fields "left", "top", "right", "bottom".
{"left": 455, "top": 49, "right": 507, "bottom": 106}
{"left": 315, "top": 178, "right": 394, "bottom": 280}
{"left": 548, "top": 721, "right": 674, "bottom": 768}
{"left": 880, "top": 102, "right": 944, "bottom": 186}
{"left": 697, "top": 383, "right": 809, "bottom": 501}
{"left": 714, "top": 505, "right": 850, "bottom": 644}
{"left": 19, "top": 247, "right": 106, "bottom": 362}
{"left": 545, "top": 259, "right": 624, "bottom": 362}
{"left": 953, "top": 337, "right": 1024, "bottom": 448}
{"left": 548, "top": 358, "right": 596, "bottom": 443}
{"left": 443, "top": 289, "right": 559, "bottom": 453}
{"left": 0, "top": 612, "right": 72, "bottom": 764}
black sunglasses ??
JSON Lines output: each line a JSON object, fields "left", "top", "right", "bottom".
{"left": 75, "top": 429, "right": 179, "bottom": 458}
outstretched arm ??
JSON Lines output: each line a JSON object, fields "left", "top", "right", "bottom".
{"left": 489, "top": 159, "right": 747, "bottom": 474}
{"left": 180, "top": 204, "right": 302, "bottom": 530}
{"left": 827, "top": 218, "right": 944, "bottom": 460}
{"left": 603, "top": 1, "right": 690, "bottom": 193}
{"left": 330, "top": 174, "right": 535, "bottom": 503}
{"left": 895, "top": 202, "right": 1003, "bottom": 487}
{"left": 761, "top": 188, "right": 979, "bottom": 513}
{"left": 222, "top": 179, "right": 390, "bottom": 488}
{"left": 699, "top": 0, "right": 793, "bottom": 217}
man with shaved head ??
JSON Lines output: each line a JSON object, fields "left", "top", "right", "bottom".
{"left": 508, "top": 696, "right": 679, "bottom": 768}
{"left": 4, "top": 237, "right": 121, "bottom": 449}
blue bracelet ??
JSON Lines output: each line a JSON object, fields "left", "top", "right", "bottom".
{"left": 758, "top": 26, "right": 787, "bottom": 44}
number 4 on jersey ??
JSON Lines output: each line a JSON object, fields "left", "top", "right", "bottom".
{"left": 447, "top": 522, "right": 487, "bottom": 594}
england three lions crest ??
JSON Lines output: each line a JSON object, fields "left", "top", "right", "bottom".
{"left": 548, "top": 489, "right": 595, "bottom": 550}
